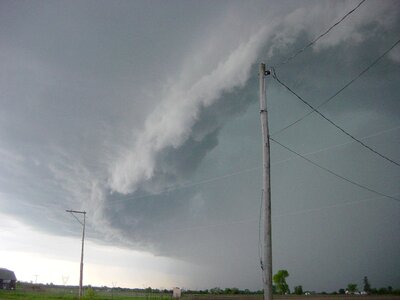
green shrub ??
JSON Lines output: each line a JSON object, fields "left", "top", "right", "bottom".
{"left": 84, "top": 287, "right": 96, "bottom": 299}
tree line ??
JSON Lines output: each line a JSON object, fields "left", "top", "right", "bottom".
{"left": 270, "top": 271, "right": 400, "bottom": 296}
{"left": 188, "top": 271, "right": 399, "bottom": 296}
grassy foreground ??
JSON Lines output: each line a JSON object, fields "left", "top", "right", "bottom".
{"left": 2, "top": 290, "right": 400, "bottom": 300}
{"left": 0, "top": 289, "right": 172, "bottom": 300}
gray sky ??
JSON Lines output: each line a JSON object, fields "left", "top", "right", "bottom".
{"left": 0, "top": 0, "right": 399, "bottom": 292}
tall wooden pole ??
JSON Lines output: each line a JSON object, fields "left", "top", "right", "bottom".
{"left": 259, "top": 63, "right": 272, "bottom": 300}
{"left": 79, "top": 212, "right": 86, "bottom": 299}
{"left": 66, "top": 210, "right": 86, "bottom": 300}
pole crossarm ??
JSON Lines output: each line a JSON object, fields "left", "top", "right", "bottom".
{"left": 66, "top": 209, "right": 87, "bottom": 214}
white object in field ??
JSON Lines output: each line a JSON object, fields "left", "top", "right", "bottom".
{"left": 173, "top": 287, "right": 181, "bottom": 298}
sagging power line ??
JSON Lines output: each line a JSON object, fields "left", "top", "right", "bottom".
{"left": 274, "top": 0, "right": 367, "bottom": 68}
{"left": 270, "top": 137, "right": 400, "bottom": 203}
{"left": 272, "top": 37, "right": 400, "bottom": 136}
{"left": 271, "top": 71, "right": 400, "bottom": 167}
{"left": 105, "top": 125, "right": 399, "bottom": 206}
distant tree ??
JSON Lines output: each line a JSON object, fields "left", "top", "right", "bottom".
{"left": 363, "top": 276, "right": 371, "bottom": 293}
{"left": 378, "top": 287, "right": 387, "bottom": 295}
{"left": 273, "top": 270, "right": 290, "bottom": 295}
{"left": 347, "top": 283, "right": 358, "bottom": 293}
{"left": 223, "top": 287, "right": 240, "bottom": 294}
{"left": 370, "top": 288, "right": 378, "bottom": 294}
{"left": 294, "top": 285, "right": 303, "bottom": 295}
{"left": 210, "top": 287, "right": 222, "bottom": 294}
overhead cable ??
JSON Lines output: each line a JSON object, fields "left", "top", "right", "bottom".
{"left": 107, "top": 125, "right": 400, "bottom": 205}
{"left": 272, "top": 37, "right": 400, "bottom": 136}
{"left": 109, "top": 166, "right": 260, "bottom": 203}
{"left": 274, "top": 0, "right": 367, "bottom": 67}
{"left": 155, "top": 192, "right": 399, "bottom": 234}
{"left": 270, "top": 137, "right": 400, "bottom": 203}
{"left": 271, "top": 72, "right": 400, "bottom": 167}
{"left": 271, "top": 193, "right": 400, "bottom": 219}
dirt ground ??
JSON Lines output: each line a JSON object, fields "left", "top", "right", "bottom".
{"left": 272, "top": 296, "right": 400, "bottom": 300}
{"left": 184, "top": 295, "right": 400, "bottom": 300}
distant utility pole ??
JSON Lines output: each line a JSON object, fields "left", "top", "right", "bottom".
{"left": 259, "top": 63, "right": 272, "bottom": 300}
{"left": 62, "top": 275, "right": 69, "bottom": 286}
{"left": 66, "top": 209, "right": 86, "bottom": 300}
{"left": 112, "top": 281, "right": 117, "bottom": 300}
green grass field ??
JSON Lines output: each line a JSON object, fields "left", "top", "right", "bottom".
{"left": 0, "top": 289, "right": 173, "bottom": 300}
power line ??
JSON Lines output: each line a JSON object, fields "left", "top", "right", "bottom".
{"left": 108, "top": 166, "right": 260, "bottom": 203}
{"left": 271, "top": 73, "right": 400, "bottom": 167}
{"left": 158, "top": 217, "right": 257, "bottom": 233}
{"left": 272, "top": 37, "right": 400, "bottom": 136}
{"left": 106, "top": 125, "right": 400, "bottom": 205}
{"left": 274, "top": 125, "right": 400, "bottom": 167}
{"left": 270, "top": 137, "right": 400, "bottom": 203}
{"left": 274, "top": 0, "right": 367, "bottom": 67}
{"left": 151, "top": 191, "right": 400, "bottom": 234}
{"left": 271, "top": 193, "right": 400, "bottom": 219}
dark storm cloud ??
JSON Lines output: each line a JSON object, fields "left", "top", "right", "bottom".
{"left": 128, "top": 82, "right": 258, "bottom": 191}
{"left": 0, "top": 0, "right": 399, "bottom": 292}
{"left": 100, "top": 2, "right": 400, "bottom": 289}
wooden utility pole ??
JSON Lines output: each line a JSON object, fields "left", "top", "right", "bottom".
{"left": 259, "top": 63, "right": 272, "bottom": 300}
{"left": 66, "top": 209, "right": 86, "bottom": 300}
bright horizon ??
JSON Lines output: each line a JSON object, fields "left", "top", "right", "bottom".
{"left": 1, "top": 213, "right": 190, "bottom": 289}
